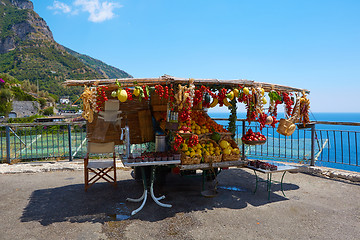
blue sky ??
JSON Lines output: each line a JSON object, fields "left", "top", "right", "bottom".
{"left": 33, "top": 0, "right": 360, "bottom": 113}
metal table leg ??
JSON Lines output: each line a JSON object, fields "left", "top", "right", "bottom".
{"left": 126, "top": 167, "right": 148, "bottom": 215}
{"left": 267, "top": 173, "right": 272, "bottom": 201}
{"left": 280, "top": 171, "right": 286, "bottom": 197}
{"left": 150, "top": 166, "right": 171, "bottom": 208}
{"left": 253, "top": 170, "right": 258, "bottom": 194}
{"left": 127, "top": 166, "right": 172, "bottom": 215}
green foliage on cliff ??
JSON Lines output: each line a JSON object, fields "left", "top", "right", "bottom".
{"left": 0, "top": 2, "right": 28, "bottom": 40}
{"left": 65, "top": 47, "right": 132, "bottom": 79}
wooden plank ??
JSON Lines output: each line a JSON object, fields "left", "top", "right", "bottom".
{"left": 152, "top": 105, "right": 167, "bottom": 112}
{"left": 138, "top": 110, "right": 155, "bottom": 142}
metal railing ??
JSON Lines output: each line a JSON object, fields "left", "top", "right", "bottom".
{"left": 213, "top": 118, "right": 360, "bottom": 171}
{"left": 0, "top": 122, "right": 87, "bottom": 163}
{"left": 1, "top": 120, "right": 359, "bottom": 172}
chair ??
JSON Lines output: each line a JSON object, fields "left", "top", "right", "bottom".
{"left": 84, "top": 141, "right": 117, "bottom": 191}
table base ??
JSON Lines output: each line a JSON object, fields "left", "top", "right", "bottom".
{"left": 127, "top": 166, "right": 171, "bottom": 215}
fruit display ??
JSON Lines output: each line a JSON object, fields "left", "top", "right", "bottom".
{"left": 180, "top": 138, "right": 222, "bottom": 159}
{"left": 249, "top": 160, "right": 277, "bottom": 171}
{"left": 190, "top": 111, "right": 229, "bottom": 133}
{"left": 219, "top": 138, "right": 241, "bottom": 161}
{"left": 242, "top": 129, "right": 267, "bottom": 145}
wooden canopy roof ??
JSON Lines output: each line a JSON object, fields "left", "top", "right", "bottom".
{"left": 64, "top": 74, "right": 310, "bottom": 93}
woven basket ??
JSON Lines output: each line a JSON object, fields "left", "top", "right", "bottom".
{"left": 199, "top": 138, "right": 222, "bottom": 163}
{"left": 181, "top": 153, "right": 201, "bottom": 165}
{"left": 220, "top": 136, "right": 241, "bottom": 161}
{"left": 277, "top": 118, "right": 296, "bottom": 136}
{"left": 222, "top": 154, "right": 240, "bottom": 161}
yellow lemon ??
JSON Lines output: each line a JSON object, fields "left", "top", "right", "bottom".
{"left": 262, "top": 97, "right": 267, "bottom": 104}
{"left": 117, "top": 89, "right": 128, "bottom": 102}
{"left": 233, "top": 88, "right": 240, "bottom": 97}
{"left": 185, "top": 151, "right": 190, "bottom": 156}
{"left": 220, "top": 140, "right": 230, "bottom": 149}
{"left": 243, "top": 87, "right": 250, "bottom": 95}
{"left": 224, "top": 148, "right": 232, "bottom": 155}
{"left": 133, "top": 88, "right": 140, "bottom": 97}
{"left": 233, "top": 148, "right": 240, "bottom": 154}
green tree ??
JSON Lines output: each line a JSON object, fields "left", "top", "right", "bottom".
{"left": 42, "top": 106, "right": 54, "bottom": 116}
{"left": 0, "top": 88, "right": 13, "bottom": 115}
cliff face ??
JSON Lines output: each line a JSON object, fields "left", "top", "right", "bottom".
{"left": 0, "top": 0, "right": 55, "bottom": 53}
{"left": 9, "top": 0, "right": 33, "bottom": 10}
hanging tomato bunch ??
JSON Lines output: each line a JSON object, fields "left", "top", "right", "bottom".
{"left": 95, "top": 86, "right": 109, "bottom": 112}
{"left": 155, "top": 85, "right": 164, "bottom": 99}
{"left": 168, "top": 85, "right": 176, "bottom": 111}
{"left": 193, "top": 88, "right": 203, "bottom": 106}
{"left": 124, "top": 88, "right": 133, "bottom": 101}
{"left": 217, "top": 88, "right": 228, "bottom": 107}
{"left": 173, "top": 134, "right": 184, "bottom": 151}
{"left": 179, "top": 94, "right": 192, "bottom": 127}
{"left": 188, "top": 134, "right": 199, "bottom": 148}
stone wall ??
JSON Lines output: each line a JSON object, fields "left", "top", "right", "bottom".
{"left": 11, "top": 101, "right": 40, "bottom": 118}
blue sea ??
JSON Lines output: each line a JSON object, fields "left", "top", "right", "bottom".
{"left": 208, "top": 111, "right": 360, "bottom": 173}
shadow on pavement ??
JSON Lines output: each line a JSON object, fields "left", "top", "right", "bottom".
{"left": 20, "top": 168, "right": 299, "bottom": 225}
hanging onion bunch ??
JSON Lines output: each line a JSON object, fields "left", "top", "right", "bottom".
{"left": 299, "top": 93, "right": 310, "bottom": 127}
{"left": 81, "top": 86, "right": 98, "bottom": 123}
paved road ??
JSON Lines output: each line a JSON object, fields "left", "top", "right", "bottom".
{"left": 0, "top": 167, "right": 359, "bottom": 240}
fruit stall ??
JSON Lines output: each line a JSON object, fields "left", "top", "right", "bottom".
{"left": 64, "top": 75, "right": 310, "bottom": 212}
{"left": 65, "top": 74, "right": 310, "bottom": 162}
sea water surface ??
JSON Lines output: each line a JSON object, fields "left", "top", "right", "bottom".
{"left": 208, "top": 111, "right": 360, "bottom": 172}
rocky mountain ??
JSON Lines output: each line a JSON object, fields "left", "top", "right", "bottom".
{"left": 0, "top": 0, "right": 131, "bottom": 100}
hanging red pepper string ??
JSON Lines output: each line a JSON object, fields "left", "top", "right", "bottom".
{"left": 282, "top": 92, "right": 294, "bottom": 117}
{"left": 270, "top": 116, "right": 279, "bottom": 128}
{"left": 258, "top": 112, "right": 267, "bottom": 131}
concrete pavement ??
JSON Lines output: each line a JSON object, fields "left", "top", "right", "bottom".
{"left": 0, "top": 163, "right": 359, "bottom": 240}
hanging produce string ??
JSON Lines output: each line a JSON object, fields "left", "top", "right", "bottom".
{"left": 228, "top": 97, "right": 237, "bottom": 137}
